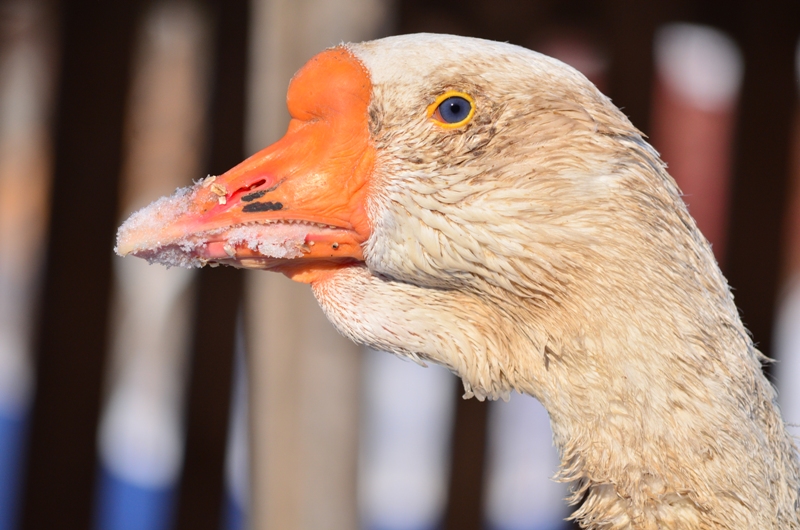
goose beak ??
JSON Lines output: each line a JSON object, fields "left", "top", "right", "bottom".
{"left": 115, "top": 48, "right": 374, "bottom": 284}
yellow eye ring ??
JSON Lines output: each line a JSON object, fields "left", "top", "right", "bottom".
{"left": 427, "top": 91, "right": 476, "bottom": 129}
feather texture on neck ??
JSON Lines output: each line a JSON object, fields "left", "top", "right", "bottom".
{"left": 312, "top": 34, "right": 800, "bottom": 528}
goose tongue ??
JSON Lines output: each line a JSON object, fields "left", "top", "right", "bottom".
{"left": 114, "top": 46, "right": 375, "bottom": 283}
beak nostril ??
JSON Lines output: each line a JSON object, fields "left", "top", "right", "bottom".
{"left": 235, "top": 179, "right": 267, "bottom": 195}
{"left": 246, "top": 179, "right": 266, "bottom": 191}
{"left": 229, "top": 179, "right": 270, "bottom": 203}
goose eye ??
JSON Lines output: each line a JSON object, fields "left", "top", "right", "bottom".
{"left": 438, "top": 97, "right": 471, "bottom": 123}
{"left": 428, "top": 91, "right": 475, "bottom": 128}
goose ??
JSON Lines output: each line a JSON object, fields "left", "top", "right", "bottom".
{"left": 115, "top": 34, "right": 800, "bottom": 529}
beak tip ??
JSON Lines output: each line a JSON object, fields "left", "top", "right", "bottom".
{"left": 114, "top": 216, "right": 154, "bottom": 258}
{"left": 114, "top": 184, "right": 201, "bottom": 260}
{"left": 113, "top": 237, "right": 133, "bottom": 258}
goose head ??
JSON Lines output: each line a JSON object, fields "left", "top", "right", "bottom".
{"left": 116, "top": 34, "right": 800, "bottom": 528}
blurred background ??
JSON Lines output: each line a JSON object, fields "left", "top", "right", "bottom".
{"left": 0, "top": 0, "right": 799, "bottom": 529}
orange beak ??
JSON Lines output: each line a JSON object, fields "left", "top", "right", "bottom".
{"left": 116, "top": 48, "right": 374, "bottom": 284}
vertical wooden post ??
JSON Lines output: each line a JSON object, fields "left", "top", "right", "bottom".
{"left": 724, "top": 0, "right": 800, "bottom": 360}
{"left": 603, "top": 0, "right": 670, "bottom": 136}
{"left": 444, "top": 393, "right": 489, "bottom": 530}
{"left": 173, "top": 0, "right": 249, "bottom": 528}
{"left": 245, "top": 2, "right": 389, "bottom": 529}
{"left": 20, "top": 2, "right": 140, "bottom": 529}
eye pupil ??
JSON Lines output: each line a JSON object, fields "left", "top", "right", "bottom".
{"left": 437, "top": 96, "right": 472, "bottom": 124}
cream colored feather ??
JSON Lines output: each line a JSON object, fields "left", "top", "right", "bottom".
{"left": 307, "top": 34, "right": 800, "bottom": 529}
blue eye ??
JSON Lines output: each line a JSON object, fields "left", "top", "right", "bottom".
{"left": 436, "top": 96, "right": 472, "bottom": 124}
{"left": 428, "top": 92, "right": 476, "bottom": 128}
